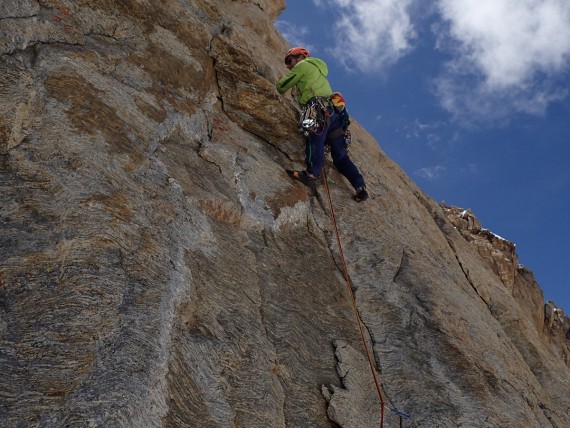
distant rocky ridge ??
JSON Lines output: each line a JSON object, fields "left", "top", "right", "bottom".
{"left": 442, "top": 204, "right": 570, "bottom": 366}
{"left": 1, "top": 1, "right": 569, "bottom": 427}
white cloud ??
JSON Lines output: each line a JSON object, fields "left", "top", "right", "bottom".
{"left": 274, "top": 21, "right": 315, "bottom": 53}
{"left": 438, "top": 0, "right": 570, "bottom": 89}
{"left": 406, "top": 119, "right": 441, "bottom": 135}
{"left": 434, "top": 0, "right": 570, "bottom": 120}
{"left": 322, "top": 0, "right": 417, "bottom": 72}
{"left": 403, "top": 119, "right": 448, "bottom": 150}
{"left": 415, "top": 165, "right": 446, "bottom": 180}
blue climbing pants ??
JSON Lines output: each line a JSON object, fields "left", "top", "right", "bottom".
{"left": 305, "top": 110, "right": 365, "bottom": 189}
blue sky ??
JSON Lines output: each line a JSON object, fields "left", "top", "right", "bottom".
{"left": 276, "top": 0, "right": 570, "bottom": 311}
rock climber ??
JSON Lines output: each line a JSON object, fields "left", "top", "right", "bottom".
{"left": 276, "top": 47, "right": 368, "bottom": 202}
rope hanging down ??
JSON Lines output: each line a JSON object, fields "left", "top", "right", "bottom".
{"left": 321, "top": 167, "right": 385, "bottom": 427}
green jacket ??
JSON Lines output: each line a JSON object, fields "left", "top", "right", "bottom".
{"left": 276, "top": 57, "right": 332, "bottom": 107}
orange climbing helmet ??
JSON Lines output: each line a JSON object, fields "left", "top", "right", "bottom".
{"left": 284, "top": 47, "right": 310, "bottom": 64}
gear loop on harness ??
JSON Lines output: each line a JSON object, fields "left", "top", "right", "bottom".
{"left": 299, "top": 96, "right": 332, "bottom": 136}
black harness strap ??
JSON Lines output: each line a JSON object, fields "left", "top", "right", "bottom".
{"left": 326, "top": 126, "right": 345, "bottom": 142}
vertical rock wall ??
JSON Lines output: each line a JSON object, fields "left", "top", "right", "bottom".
{"left": 1, "top": 1, "right": 569, "bottom": 427}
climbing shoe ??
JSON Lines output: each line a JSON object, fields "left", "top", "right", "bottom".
{"left": 354, "top": 186, "right": 368, "bottom": 202}
{"left": 286, "top": 170, "right": 318, "bottom": 189}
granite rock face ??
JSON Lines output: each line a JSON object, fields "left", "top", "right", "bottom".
{"left": 1, "top": 1, "right": 569, "bottom": 427}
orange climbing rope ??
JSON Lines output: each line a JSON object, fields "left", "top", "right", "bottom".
{"left": 322, "top": 167, "right": 385, "bottom": 428}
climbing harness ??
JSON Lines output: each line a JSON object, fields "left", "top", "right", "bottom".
{"left": 324, "top": 92, "right": 352, "bottom": 151}
{"left": 322, "top": 168, "right": 411, "bottom": 427}
{"left": 324, "top": 126, "right": 352, "bottom": 153}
